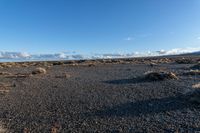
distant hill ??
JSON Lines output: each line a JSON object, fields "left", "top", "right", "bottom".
{"left": 179, "top": 51, "right": 200, "bottom": 56}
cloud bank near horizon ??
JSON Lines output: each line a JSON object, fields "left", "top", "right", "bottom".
{"left": 0, "top": 47, "right": 200, "bottom": 62}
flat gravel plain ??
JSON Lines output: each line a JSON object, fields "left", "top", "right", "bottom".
{"left": 0, "top": 57, "right": 200, "bottom": 132}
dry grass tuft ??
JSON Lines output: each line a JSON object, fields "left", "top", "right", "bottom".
{"left": 184, "top": 70, "right": 200, "bottom": 75}
{"left": 0, "top": 83, "right": 14, "bottom": 95}
{"left": 51, "top": 122, "right": 61, "bottom": 133}
{"left": 175, "top": 58, "right": 194, "bottom": 64}
{"left": 88, "top": 63, "right": 96, "bottom": 67}
{"left": 144, "top": 71, "right": 178, "bottom": 81}
{"left": 32, "top": 67, "right": 47, "bottom": 75}
{"left": 192, "top": 83, "right": 200, "bottom": 89}
{"left": 187, "top": 83, "right": 200, "bottom": 104}
{"left": 23, "top": 128, "right": 30, "bottom": 133}
{"left": 0, "top": 71, "right": 31, "bottom": 78}
{"left": 6, "top": 73, "right": 31, "bottom": 78}
{"left": 0, "top": 123, "right": 7, "bottom": 133}
{"left": 0, "top": 62, "right": 16, "bottom": 68}
{"left": 0, "top": 72, "right": 12, "bottom": 76}
{"left": 149, "top": 62, "right": 158, "bottom": 67}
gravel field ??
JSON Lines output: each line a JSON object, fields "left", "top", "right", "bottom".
{"left": 0, "top": 56, "right": 200, "bottom": 132}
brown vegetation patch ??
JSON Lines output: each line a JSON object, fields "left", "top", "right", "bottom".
{"left": 0, "top": 72, "right": 12, "bottom": 76}
{"left": 50, "top": 122, "right": 61, "bottom": 133}
{"left": 32, "top": 67, "right": 47, "bottom": 75}
{"left": 6, "top": 73, "right": 32, "bottom": 78}
{"left": 0, "top": 83, "right": 14, "bottom": 95}
{"left": 0, "top": 123, "right": 7, "bottom": 133}
{"left": 192, "top": 83, "right": 200, "bottom": 89}
{"left": 175, "top": 58, "right": 194, "bottom": 64}
{"left": 184, "top": 70, "right": 200, "bottom": 76}
{"left": 149, "top": 62, "right": 158, "bottom": 67}
{"left": 88, "top": 63, "right": 96, "bottom": 67}
{"left": 144, "top": 71, "right": 178, "bottom": 81}
{"left": 158, "top": 58, "right": 171, "bottom": 63}
{"left": 0, "top": 71, "right": 31, "bottom": 78}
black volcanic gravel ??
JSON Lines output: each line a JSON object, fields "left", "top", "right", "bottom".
{"left": 0, "top": 61, "right": 200, "bottom": 132}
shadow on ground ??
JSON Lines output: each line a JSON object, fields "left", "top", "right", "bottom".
{"left": 85, "top": 94, "right": 197, "bottom": 118}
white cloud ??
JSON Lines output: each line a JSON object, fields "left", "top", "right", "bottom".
{"left": 159, "top": 47, "right": 200, "bottom": 55}
{"left": 124, "top": 37, "right": 134, "bottom": 41}
{"left": 0, "top": 47, "right": 200, "bottom": 62}
{"left": 0, "top": 52, "right": 30, "bottom": 59}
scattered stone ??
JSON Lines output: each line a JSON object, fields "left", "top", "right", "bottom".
{"left": 144, "top": 71, "right": 178, "bottom": 81}
{"left": 32, "top": 67, "right": 47, "bottom": 75}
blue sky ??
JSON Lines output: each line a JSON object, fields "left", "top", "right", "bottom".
{"left": 0, "top": 0, "right": 200, "bottom": 54}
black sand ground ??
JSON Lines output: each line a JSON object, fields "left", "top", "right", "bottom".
{"left": 0, "top": 57, "right": 200, "bottom": 132}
